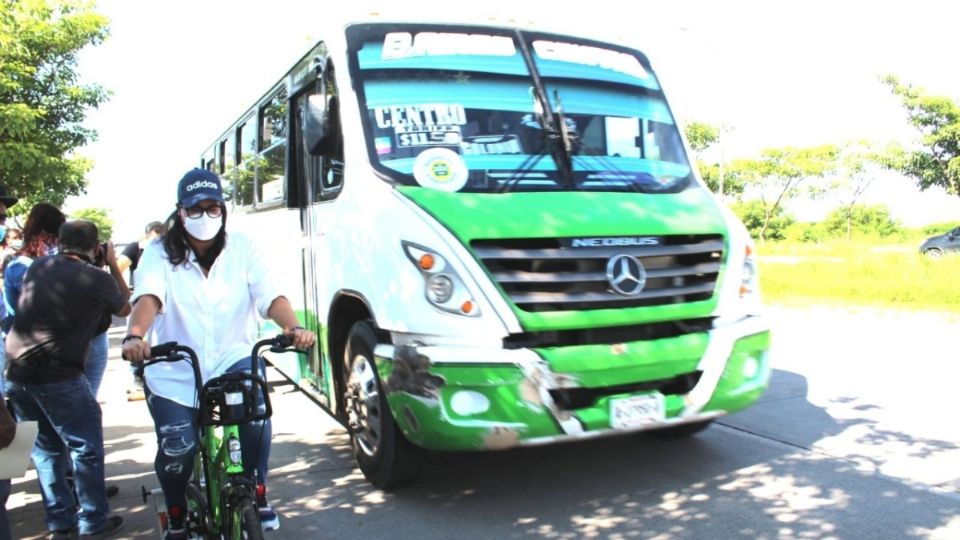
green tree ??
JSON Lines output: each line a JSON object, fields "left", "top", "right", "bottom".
{"left": 827, "top": 140, "right": 901, "bottom": 240}
{"left": 0, "top": 0, "right": 110, "bottom": 213}
{"left": 738, "top": 145, "right": 839, "bottom": 241}
{"left": 730, "top": 199, "right": 794, "bottom": 241}
{"left": 823, "top": 204, "right": 901, "bottom": 239}
{"left": 881, "top": 74, "right": 960, "bottom": 196}
{"left": 684, "top": 121, "right": 720, "bottom": 153}
{"left": 682, "top": 121, "right": 745, "bottom": 197}
{"left": 71, "top": 207, "right": 113, "bottom": 240}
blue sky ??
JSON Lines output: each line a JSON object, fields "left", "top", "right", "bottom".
{"left": 69, "top": 0, "right": 960, "bottom": 240}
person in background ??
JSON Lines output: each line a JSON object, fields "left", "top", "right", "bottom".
{"left": 5, "top": 228, "right": 21, "bottom": 250}
{"left": 0, "top": 184, "right": 17, "bottom": 540}
{"left": 0, "top": 183, "right": 19, "bottom": 356}
{"left": 2, "top": 204, "right": 119, "bottom": 501}
{"left": 4, "top": 220, "right": 130, "bottom": 539}
{"left": 116, "top": 221, "right": 165, "bottom": 401}
{"left": 0, "top": 205, "right": 112, "bottom": 397}
{"left": 117, "top": 221, "right": 165, "bottom": 285}
{"left": 2, "top": 203, "right": 65, "bottom": 335}
{"left": 1, "top": 228, "right": 22, "bottom": 272}
{"left": 121, "top": 168, "right": 315, "bottom": 539}
{"left": 0, "top": 394, "right": 15, "bottom": 540}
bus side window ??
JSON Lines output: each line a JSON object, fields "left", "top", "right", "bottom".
{"left": 221, "top": 133, "right": 237, "bottom": 204}
{"left": 318, "top": 62, "right": 343, "bottom": 200}
{"left": 202, "top": 146, "right": 215, "bottom": 172}
{"left": 236, "top": 115, "right": 257, "bottom": 207}
{"left": 258, "top": 87, "right": 287, "bottom": 205}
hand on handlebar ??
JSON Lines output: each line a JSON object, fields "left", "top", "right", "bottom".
{"left": 121, "top": 337, "right": 152, "bottom": 363}
{"left": 286, "top": 327, "right": 316, "bottom": 350}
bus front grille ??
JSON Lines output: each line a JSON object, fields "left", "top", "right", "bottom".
{"left": 471, "top": 235, "right": 724, "bottom": 312}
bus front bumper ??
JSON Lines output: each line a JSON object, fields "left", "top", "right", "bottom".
{"left": 374, "top": 315, "right": 770, "bottom": 451}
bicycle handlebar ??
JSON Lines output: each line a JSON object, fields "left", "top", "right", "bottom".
{"left": 132, "top": 334, "right": 305, "bottom": 393}
{"left": 148, "top": 341, "right": 180, "bottom": 360}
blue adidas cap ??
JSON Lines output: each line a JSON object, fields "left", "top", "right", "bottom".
{"left": 177, "top": 168, "right": 225, "bottom": 208}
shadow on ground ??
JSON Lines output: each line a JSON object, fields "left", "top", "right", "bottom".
{"left": 9, "top": 349, "right": 960, "bottom": 539}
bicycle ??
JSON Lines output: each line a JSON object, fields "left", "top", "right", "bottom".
{"left": 137, "top": 334, "right": 298, "bottom": 539}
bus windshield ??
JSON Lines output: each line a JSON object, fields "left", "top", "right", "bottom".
{"left": 347, "top": 24, "right": 696, "bottom": 195}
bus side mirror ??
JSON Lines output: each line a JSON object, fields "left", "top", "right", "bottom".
{"left": 303, "top": 94, "right": 328, "bottom": 156}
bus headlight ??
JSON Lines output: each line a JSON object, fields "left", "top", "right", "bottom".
{"left": 403, "top": 241, "right": 480, "bottom": 317}
{"left": 427, "top": 274, "right": 454, "bottom": 303}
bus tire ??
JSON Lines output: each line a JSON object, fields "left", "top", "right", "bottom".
{"left": 649, "top": 419, "right": 714, "bottom": 438}
{"left": 345, "top": 320, "right": 422, "bottom": 489}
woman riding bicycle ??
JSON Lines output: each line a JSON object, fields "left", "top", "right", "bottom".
{"left": 121, "top": 168, "right": 316, "bottom": 539}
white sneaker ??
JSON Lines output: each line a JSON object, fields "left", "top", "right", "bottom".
{"left": 258, "top": 504, "right": 280, "bottom": 531}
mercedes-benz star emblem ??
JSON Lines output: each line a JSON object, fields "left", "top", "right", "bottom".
{"left": 606, "top": 254, "right": 647, "bottom": 296}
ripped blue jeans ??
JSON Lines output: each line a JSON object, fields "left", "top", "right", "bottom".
{"left": 145, "top": 357, "right": 271, "bottom": 515}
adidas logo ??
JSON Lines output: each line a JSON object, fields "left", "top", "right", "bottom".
{"left": 186, "top": 180, "right": 219, "bottom": 191}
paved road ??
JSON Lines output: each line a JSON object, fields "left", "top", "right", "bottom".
{"left": 8, "top": 306, "right": 960, "bottom": 539}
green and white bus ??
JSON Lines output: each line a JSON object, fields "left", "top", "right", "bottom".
{"left": 201, "top": 19, "right": 771, "bottom": 488}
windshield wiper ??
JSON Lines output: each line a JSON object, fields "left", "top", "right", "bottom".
{"left": 515, "top": 30, "right": 575, "bottom": 187}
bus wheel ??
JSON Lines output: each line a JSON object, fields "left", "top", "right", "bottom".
{"left": 344, "top": 320, "right": 422, "bottom": 489}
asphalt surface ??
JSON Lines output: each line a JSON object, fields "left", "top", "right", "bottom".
{"left": 7, "top": 306, "right": 960, "bottom": 539}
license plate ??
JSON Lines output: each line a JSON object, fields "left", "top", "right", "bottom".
{"left": 610, "top": 393, "right": 665, "bottom": 429}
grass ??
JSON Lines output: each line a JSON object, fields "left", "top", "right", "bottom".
{"left": 756, "top": 239, "right": 960, "bottom": 312}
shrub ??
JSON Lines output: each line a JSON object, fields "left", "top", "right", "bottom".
{"left": 729, "top": 199, "right": 794, "bottom": 241}
{"left": 785, "top": 222, "right": 827, "bottom": 243}
{"left": 921, "top": 221, "right": 960, "bottom": 237}
{"left": 822, "top": 204, "right": 902, "bottom": 239}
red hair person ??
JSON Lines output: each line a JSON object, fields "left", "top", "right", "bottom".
{"left": 3, "top": 203, "right": 66, "bottom": 332}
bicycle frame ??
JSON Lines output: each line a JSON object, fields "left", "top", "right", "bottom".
{"left": 197, "top": 422, "right": 244, "bottom": 533}
{"left": 140, "top": 335, "right": 292, "bottom": 539}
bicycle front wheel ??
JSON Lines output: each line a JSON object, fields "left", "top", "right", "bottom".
{"left": 229, "top": 496, "right": 264, "bottom": 540}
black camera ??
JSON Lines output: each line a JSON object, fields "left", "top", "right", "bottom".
{"left": 93, "top": 242, "right": 108, "bottom": 267}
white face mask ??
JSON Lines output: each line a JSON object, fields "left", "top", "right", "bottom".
{"left": 183, "top": 213, "right": 222, "bottom": 241}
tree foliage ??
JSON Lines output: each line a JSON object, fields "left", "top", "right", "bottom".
{"left": 737, "top": 145, "right": 839, "bottom": 241}
{"left": 0, "top": 0, "right": 110, "bottom": 213}
{"left": 881, "top": 74, "right": 960, "bottom": 197}
{"left": 683, "top": 121, "right": 720, "bottom": 153}
{"left": 823, "top": 204, "right": 901, "bottom": 239}
{"left": 730, "top": 199, "right": 794, "bottom": 241}
{"left": 682, "top": 121, "right": 746, "bottom": 197}
{"left": 71, "top": 206, "right": 113, "bottom": 240}
{"left": 921, "top": 220, "right": 960, "bottom": 237}
{"left": 826, "top": 140, "right": 902, "bottom": 240}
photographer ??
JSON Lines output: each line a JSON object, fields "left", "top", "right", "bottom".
{"left": 4, "top": 220, "right": 130, "bottom": 539}
{"left": 3, "top": 205, "right": 113, "bottom": 398}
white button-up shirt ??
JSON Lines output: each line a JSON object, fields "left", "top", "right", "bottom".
{"left": 133, "top": 231, "right": 286, "bottom": 407}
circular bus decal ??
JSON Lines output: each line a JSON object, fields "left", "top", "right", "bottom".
{"left": 412, "top": 148, "right": 468, "bottom": 192}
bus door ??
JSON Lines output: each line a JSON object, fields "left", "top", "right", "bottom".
{"left": 293, "top": 60, "right": 343, "bottom": 407}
